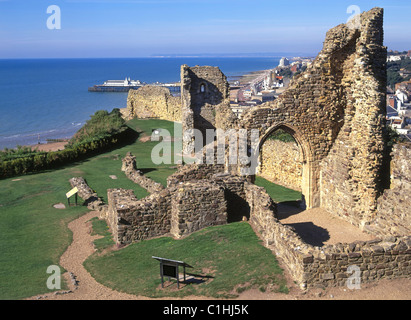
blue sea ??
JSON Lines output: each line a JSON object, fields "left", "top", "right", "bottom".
{"left": 0, "top": 57, "right": 280, "bottom": 149}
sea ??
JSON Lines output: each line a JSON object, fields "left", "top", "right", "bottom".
{"left": 0, "top": 57, "right": 281, "bottom": 149}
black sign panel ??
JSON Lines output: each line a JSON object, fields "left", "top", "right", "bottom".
{"left": 163, "top": 264, "right": 177, "bottom": 278}
{"left": 152, "top": 256, "right": 193, "bottom": 289}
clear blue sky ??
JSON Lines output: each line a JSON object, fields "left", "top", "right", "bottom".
{"left": 0, "top": 0, "right": 410, "bottom": 58}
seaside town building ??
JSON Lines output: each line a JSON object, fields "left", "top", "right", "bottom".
{"left": 386, "top": 81, "right": 411, "bottom": 140}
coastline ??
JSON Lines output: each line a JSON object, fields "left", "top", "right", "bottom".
{"left": 2, "top": 62, "right": 282, "bottom": 152}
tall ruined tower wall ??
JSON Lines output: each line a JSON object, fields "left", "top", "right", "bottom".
{"left": 238, "top": 8, "right": 387, "bottom": 224}
{"left": 180, "top": 65, "right": 237, "bottom": 154}
{"left": 319, "top": 8, "right": 387, "bottom": 227}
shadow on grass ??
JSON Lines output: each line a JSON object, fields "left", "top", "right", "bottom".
{"left": 139, "top": 168, "right": 157, "bottom": 174}
{"left": 161, "top": 273, "right": 215, "bottom": 289}
{"left": 184, "top": 273, "right": 215, "bottom": 285}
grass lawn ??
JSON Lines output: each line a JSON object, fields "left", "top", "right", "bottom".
{"left": 84, "top": 221, "right": 288, "bottom": 298}
{"left": 0, "top": 118, "right": 297, "bottom": 300}
{"left": 254, "top": 176, "right": 302, "bottom": 203}
{"left": 0, "top": 172, "right": 88, "bottom": 300}
{"left": 0, "top": 119, "right": 178, "bottom": 300}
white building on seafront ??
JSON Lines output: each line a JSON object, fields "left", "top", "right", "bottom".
{"left": 279, "top": 57, "right": 290, "bottom": 67}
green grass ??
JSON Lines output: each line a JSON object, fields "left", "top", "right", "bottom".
{"left": 84, "top": 222, "right": 288, "bottom": 298}
{"left": 0, "top": 170, "right": 88, "bottom": 299}
{"left": 0, "top": 119, "right": 178, "bottom": 299}
{"left": 89, "top": 217, "right": 115, "bottom": 252}
{"left": 254, "top": 176, "right": 302, "bottom": 203}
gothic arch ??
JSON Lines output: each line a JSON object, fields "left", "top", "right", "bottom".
{"left": 257, "top": 123, "right": 319, "bottom": 209}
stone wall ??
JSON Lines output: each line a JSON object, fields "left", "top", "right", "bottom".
{"left": 170, "top": 182, "right": 227, "bottom": 238}
{"left": 121, "top": 152, "right": 164, "bottom": 193}
{"left": 126, "top": 85, "right": 181, "bottom": 121}
{"left": 105, "top": 187, "right": 172, "bottom": 244}
{"left": 166, "top": 163, "right": 225, "bottom": 187}
{"left": 105, "top": 166, "right": 243, "bottom": 244}
{"left": 368, "top": 144, "right": 411, "bottom": 236}
{"left": 259, "top": 139, "right": 303, "bottom": 191}
{"left": 214, "top": 173, "right": 250, "bottom": 222}
{"left": 69, "top": 177, "right": 104, "bottom": 210}
{"left": 247, "top": 187, "right": 411, "bottom": 289}
{"left": 319, "top": 8, "right": 387, "bottom": 228}
{"left": 181, "top": 65, "right": 237, "bottom": 154}
{"left": 237, "top": 8, "right": 387, "bottom": 216}
{"left": 104, "top": 163, "right": 271, "bottom": 244}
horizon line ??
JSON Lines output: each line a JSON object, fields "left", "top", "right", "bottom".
{"left": 0, "top": 52, "right": 319, "bottom": 60}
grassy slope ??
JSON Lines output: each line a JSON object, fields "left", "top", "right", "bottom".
{"left": 0, "top": 119, "right": 177, "bottom": 299}
{"left": 0, "top": 118, "right": 301, "bottom": 299}
{"left": 84, "top": 222, "right": 288, "bottom": 298}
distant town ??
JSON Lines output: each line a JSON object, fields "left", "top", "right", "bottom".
{"left": 386, "top": 50, "right": 411, "bottom": 142}
{"left": 230, "top": 51, "right": 411, "bottom": 143}
{"left": 229, "top": 56, "right": 313, "bottom": 117}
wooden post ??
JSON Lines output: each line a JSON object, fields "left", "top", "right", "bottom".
{"left": 176, "top": 264, "right": 180, "bottom": 289}
{"left": 160, "top": 261, "right": 164, "bottom": 288}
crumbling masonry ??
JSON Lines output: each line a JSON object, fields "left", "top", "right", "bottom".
{"left": 99, "top": 7, "right": 410, "bottom": 289}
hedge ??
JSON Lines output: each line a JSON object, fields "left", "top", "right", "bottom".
{"left": 0, "top": 128, "right": 136, "bottom": 179}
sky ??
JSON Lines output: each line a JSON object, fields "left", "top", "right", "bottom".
{"left": 0, "top": 0, "right": 410, "bottom": 58}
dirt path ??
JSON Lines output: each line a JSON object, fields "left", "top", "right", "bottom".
{"left": 28, "top": 210, "right": 410, "bottom": 300}
{"left": 29, "top": 211, "right": 143, "bottom": 300}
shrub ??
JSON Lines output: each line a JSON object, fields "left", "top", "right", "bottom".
{"left": 68, "top": 109, "right": 127, "bottom": 148}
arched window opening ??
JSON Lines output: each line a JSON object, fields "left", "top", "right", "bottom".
{"left": 256, "top": 127, "right": 304, "bottom": 210}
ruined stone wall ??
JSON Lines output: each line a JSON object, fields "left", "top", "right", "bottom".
{"left": 213, "top": 173, "right": 250, "bottom": 222}
{"left": 248, "top": 188, "right": 411, "bottom": 289}
{"left": 121, "top": 152, "right": 164, "bottom": 193}
{"left": 126, "top": 85, "right": 181, "bottom": 121}
{"left": 166, "top": 163, "right": 225, "bottom": 187}
{"left": 105, "top": 162, "right": 276, "bottom": 244}
{"left": 181, "top": 65, "right": 237, "bottom": 154}
{"left": 237, "top": 8, "right": 387, "bottom": 216}
{"left": 104, "top": 188, "right": 140, "bottom": 243}
{"left": 170, "top": 182, "right": 227, "bottom": 238}
{"left": 259, "top": 139, "right": 303, "bottom": 191}
{"left": 106, "top": 188, "right": 172, "bottom": 244}
{"left": 69, "top": 177, "right": 104, "bottom": 210}
{"left": 369, "top": 144, "right": 411, "bottom": 236}
{"left": 246, "top": 184, "right": 307, "bottom": 286}
{"left": 319, "top": 8, "right": 387, "bottom": 228}
{"left": 105, "top": 168, "right": 242, "bottom": 245}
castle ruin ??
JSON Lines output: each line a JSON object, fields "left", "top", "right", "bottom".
{"left": 96, "top": 7, "right": 411, "bottom": 290}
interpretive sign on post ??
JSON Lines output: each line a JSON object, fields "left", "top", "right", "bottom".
{"left": 66, "top": 187, "right": 79, "bottom": 207}
{"left": 152, "top": 256, "right": 193, "bottom": 289}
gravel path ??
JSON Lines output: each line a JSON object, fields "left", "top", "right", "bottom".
{"left": 30, "top": 211, "right": 143, "bottom": 300}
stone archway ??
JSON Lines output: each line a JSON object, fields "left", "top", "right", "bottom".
{"left": 256, "top": 123, "right": 320, "bottom": 209}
